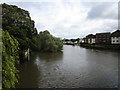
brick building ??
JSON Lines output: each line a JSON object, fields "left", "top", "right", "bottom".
{"left": 95, "top": 32, "right": 111, "bottom": 44}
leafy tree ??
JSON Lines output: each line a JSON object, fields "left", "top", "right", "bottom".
{"left": 2, "top": 31, "right": 19, "bottom": 88}
{"left": 70, "top": 39, "right": 76, "bottom": 44}
{"left": 30, "top": 35, "right": 41, "bottom": 51}
{"left": 64, "top": 39, "right": 70, "bottom": 43}
{"left": 1, "top": 3, "right": 37, "bottom": 50}
{"left": 76, "top": 38, "right": 80, "bottom": 44}
{"left": 39, "top": 30, "right": 63, "bottom": 52}
{"left": 1, "top": 3, "right": 63, "bottom": 89}
{"left": 1, "top": 3, "right": 63, "bottom": 52}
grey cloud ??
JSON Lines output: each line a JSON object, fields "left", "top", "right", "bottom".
{"left": 87, "top": 2, "right": 117, "bottom": 20}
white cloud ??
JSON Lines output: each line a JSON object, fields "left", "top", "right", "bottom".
{"left": 1, "top": 1, "right": 118, "bottom": 39}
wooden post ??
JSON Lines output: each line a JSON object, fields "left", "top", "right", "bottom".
{"left": 27, "top": 48, "right": 30, "bottom": 60}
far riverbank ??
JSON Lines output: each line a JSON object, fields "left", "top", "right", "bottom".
{"left": 80, "top": 43, "right": 120, "bottom": 50}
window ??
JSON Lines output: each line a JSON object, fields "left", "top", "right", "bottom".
{"left": 116, "top": 40, "right": 119, "bottom": 42}
{"left": 103, "top": 40, "right": 106, "bottom": 42}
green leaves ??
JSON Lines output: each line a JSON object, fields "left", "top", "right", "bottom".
{"left": 1, "top": 3, "right": 63, "bottom": 89}
{"left": 2, "top": 3, "right": 37, "bottom": 50}
{"left": 2, "top": 31, "right": 19, "bottom": 88}
{"left": 38, "top": 31, "right": 63, "bottom": 52}
{"left": 1, "top": 3, "right": 63, "bottom": 53}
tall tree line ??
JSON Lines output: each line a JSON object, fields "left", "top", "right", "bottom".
{"left": 1, "top": 3, "right": 63, "bottom": 88}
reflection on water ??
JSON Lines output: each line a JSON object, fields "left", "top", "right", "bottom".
{"left": 37, "top": 52, "right": 63, "bottom": 62}
{"left": 17, "top": 45, "right": 119, "bottom": 88}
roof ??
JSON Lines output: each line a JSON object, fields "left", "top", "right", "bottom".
{"left": 111, "top": 30, "right": 120, "bottom": 37}
{"left": 86, "top": 34, "right": 96, "bottom": 38}
{"left": 83, "top": 37, "right": 86, "bottom": 39}
{"left": 96, "top": 32, "right": 110, "bottom": 35}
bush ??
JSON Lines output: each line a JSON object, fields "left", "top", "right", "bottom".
{"left": 2, "top": 31, "right": 19, "bottom": 88}
{"left": 39, "top": 30, "right": 63, "bottom": 52}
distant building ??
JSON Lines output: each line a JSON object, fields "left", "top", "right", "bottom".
{"left": 79, "top": 38, "right": 84, "bottom": 43}
{"left": 111, "top": 30, "right": 120, "bottom": 45}
{"left": 86, "top": 34, "right": 96, "bottom": 44}
{"left": 82, "top": 37, "right": 87, "bottom": 43}
{"left": 95, "top": 32, "right": 111, "bottom": 44}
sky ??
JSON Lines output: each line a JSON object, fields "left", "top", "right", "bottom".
{"left": 1, "top": 0, "right": 119, "bottom": 39}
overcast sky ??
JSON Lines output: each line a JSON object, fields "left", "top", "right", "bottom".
{"left": 2, "top": 0, "right": 119, "bottom": 39}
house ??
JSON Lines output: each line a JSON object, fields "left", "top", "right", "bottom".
{"left": 95, "top": 32, "right": 111, "bottom": 44}
{"left": 82, "top": 37, "right": 87, "bottom": 44}
{"left": 111, "top": 30, "right": 120, "bottom": 45}
{"left": 79, "top": 38, "right": 84, "bottom": 43}
{"left": 86, "top": 34, "right": 96, "bottom": 44}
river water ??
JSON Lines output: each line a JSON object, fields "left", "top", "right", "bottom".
{"left": 17, "top": 45, "right": 119, "bottom": 88}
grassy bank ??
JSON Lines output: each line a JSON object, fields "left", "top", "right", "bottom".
{"left": 80, "top": 43, "right": 120, "bottom": 50}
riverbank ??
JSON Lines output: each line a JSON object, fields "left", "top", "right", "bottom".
{"left": 80, "top": 43, "right": 120, "bottom": 50}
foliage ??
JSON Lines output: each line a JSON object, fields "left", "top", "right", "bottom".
{"left": 76, "top": 38, "right": 80, "bottom": 43}
{"left": 1, "top": 3, "right": 37, "bottom": 50}
{"left": 70, "top": 39, "right": 76, "bottom": 43}
{"left": 63, "top": 38, "right": 80, "bottom": 44}
{"left": 0, "top": 30, "right": 2, "bottom": 89}
{"left": 1, "top": 3, "right": 63, "bottom": 52}
{"left": 39, "top": 30, "right": 63, "bottom": 52}
{"left": 29, "top": 35, "right": 41, "bottom": 51}
{"left": 1, "top": 3, "right": 63, "bottom": 89}
{"left": 63, "top": 39, "right": 70, "bottom": 43}
{"left": 80, "top": 43, "right": 120, "bottom": 50}
{"left": 2, "top": 31, "right": 19, "bottom": 88}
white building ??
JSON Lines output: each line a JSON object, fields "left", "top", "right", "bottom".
{"left": 111, "top": 30, "right": 120, "bottom": 44}
{"left": 88, "top": 38, "right": 95, "bottom": 44}
{"left": 79, "top": 38, "right": 84, "bottom": 43}
{"left": 86, "top": 34, "right": 96, "bottom": 44}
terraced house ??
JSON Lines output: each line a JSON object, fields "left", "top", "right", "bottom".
{"left": 111, "top": 30, "right": 120, "bottom": 45}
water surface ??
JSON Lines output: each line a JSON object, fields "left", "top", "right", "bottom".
{"left": 17, "top": 45, "right": 119, "bottom": 88}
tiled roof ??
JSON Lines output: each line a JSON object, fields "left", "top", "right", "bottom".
{"left": 111, "top": 30, "right": 120, "bottom": 37}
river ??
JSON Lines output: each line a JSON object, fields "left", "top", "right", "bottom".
{"left": 17, "top": 45, "right": 119, "bottom": 88}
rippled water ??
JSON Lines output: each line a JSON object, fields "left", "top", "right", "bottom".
{"left": 17, "top": 45, "right": 119, "bottom": 88}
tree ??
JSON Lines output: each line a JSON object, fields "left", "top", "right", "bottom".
{"left": 70, "top": 39, "right": 76, "bottom": 44}
{"left": 1, "top": 3, "right": 63, "bottom": 52}
{"left": 2, "top": 31, "right": 19, "bottom": 88}
{"left": 64, "top": 39, "right": 70, "bottom": 43}
{"left": 76, "top": 38, "right": 80, "bottom": 44}
{"left": 1, "top": 3, "right": 38, "bottom": 50}
{"left": 1, "top": 3, "right": 63, "bottom": 88}
{"left": 39, "top": 31, "right": 63, "bottom": 52}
